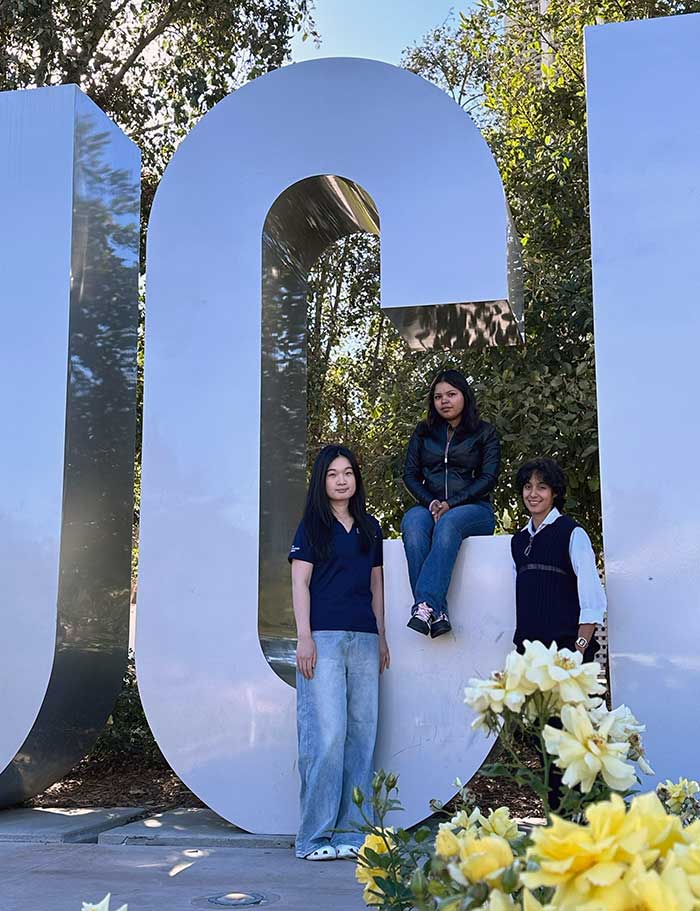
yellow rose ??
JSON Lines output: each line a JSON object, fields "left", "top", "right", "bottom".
{"left": 524, "top": 792, "right": 696, "bottom": 911}
{"left": 450, "top": 807, "right": 480, "bottom": 832}
{"left": 671, "top": 840, "right": 700, "bottom": 900}
{"left": 623, "top": 792, "right": 685, "bottom": 866}
{"left": 522, "top": 796, "right": 630, "bottom": 899}
{"left": 478, "top": 806, "right": 519, "bottom": 842}
{"left": 480, "top": 890, "right": 519, "bottom": 910}
{"left": 447, "top": 834, "right": 514, "bottom": 888}
{"left": 521, "top": 639, "right": 605, "bottom": 705}
{"left": 435, "top": 823, "right": 462, "bottom": 859}
{"left": 522, "top": 892, "right": 560, "bottom": 911}
{"left": 625, "top": 854, "right": 695, "bottom": 911}
{"left": 464, "top": 650, "right": 540, "bottom": 727}
{"left": 355, "top": 830, "right": 394, "bottom": 906}
{"left": 543, "top": 704, "right": 637, "bottom": 794}
{"left": 661, "top": 778, "right": 700, "bottom": 814}
{"left": 522, "top": 815, "right": 605, "bottom": 892}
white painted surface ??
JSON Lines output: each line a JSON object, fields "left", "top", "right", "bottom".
{"left": 0, "top": 87, "right": 75, "bottom": 772}
{"left": 587, "top": 13, "right": 700, "bottom": 781}
{"left": 138, "top": 58, "right": 516, "bottom": 832}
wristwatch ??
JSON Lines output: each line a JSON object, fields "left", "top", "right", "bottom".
{"left": 575, "top": 636, "right": 589, "bottom": 650}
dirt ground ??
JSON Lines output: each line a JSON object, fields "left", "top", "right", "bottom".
{"left": 26, "top": 749, "right": 543, "bottom": 821}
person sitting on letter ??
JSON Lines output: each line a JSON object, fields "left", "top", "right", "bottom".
{"left": 401, "top": 368, "right": 501, "bottom": 638}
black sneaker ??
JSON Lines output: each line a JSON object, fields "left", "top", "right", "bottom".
{"left": 407, "top": 603, "right": 432, "bottom": 636}
{"left": 430, "top": 613, "right": 452, "bottom": 638}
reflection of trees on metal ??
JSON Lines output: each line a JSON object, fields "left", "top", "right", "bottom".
{"left": 260, "top": 175, "right": 522, "bottom": 684}
{"left": 0, "top": 86, "right": 140, "bottom": 806}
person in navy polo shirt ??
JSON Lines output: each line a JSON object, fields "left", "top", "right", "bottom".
{"left": 289, "top": 445, "right": 389, "bottom": 862}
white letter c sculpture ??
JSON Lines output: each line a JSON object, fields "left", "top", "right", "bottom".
{"left": 138, "top": 58, "right": 522, "bottom": 832}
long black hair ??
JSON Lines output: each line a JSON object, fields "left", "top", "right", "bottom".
{"left": 426, "top": 368, "right": 480, "bottom": 434}
{"left": 515, "top": 457, "right": 567, "bottom": 511}
{"left": 303, "top": 445, "right": 376, "bottom": 562}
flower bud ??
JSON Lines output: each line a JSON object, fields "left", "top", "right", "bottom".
{"left": 501, "top": 863, "right": 520, "bottom": 893}
{"left": 468, "top": 882, "right": 489, "bottom": 905}
{"left": 410, "top": 866, "right": 428, "bottom": 899}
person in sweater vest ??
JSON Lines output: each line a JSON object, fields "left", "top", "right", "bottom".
{"left": 511, "top": 457, "right": 606, "bottom": 660}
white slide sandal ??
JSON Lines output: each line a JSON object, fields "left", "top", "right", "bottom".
{"left": 304, "top": 845, "right": 337, "bottom": 861}
{"left": 335, "top": 844, "right": 360, "bottom": 860}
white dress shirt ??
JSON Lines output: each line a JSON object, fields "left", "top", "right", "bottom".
{"left": 511, "top": 507, "right": 607, "bottom": 625}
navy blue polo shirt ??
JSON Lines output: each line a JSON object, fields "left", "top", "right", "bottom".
{"left": 288, "top": 516, "right": 383, "bottom": 634}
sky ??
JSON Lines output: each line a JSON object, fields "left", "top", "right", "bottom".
{"left": 291, "top": 0, "right": 465, "bottom": 66}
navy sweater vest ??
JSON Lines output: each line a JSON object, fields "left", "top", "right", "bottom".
{"left": 511, "top": 515, "right": 581, "bottom": 650}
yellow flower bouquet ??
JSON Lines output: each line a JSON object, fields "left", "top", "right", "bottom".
{"left": 351, "top": 643, "right": 690, "bottom": 911}
{"left": 464, "top": 642, "right": 652, "bottom": 819}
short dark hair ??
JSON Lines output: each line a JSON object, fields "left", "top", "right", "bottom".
{"left": 515, "top": 457, "right": 567, "bottom": 511}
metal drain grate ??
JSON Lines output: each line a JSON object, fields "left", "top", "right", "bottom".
{"left": 208, "top": 893, "right": 267, "bottom": 907}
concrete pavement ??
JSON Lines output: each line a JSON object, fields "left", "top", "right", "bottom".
{"left": 0, "top": 841, "right": 365, "bottom": 910}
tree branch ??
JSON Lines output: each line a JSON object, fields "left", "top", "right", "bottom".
{"left": 99, "top": 0, "right": 187, "bottom": 101}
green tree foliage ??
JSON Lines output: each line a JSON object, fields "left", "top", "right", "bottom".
{"left": 0, "top": 0, "right": 316, "bottom": 174}
{"left": 308, "top": 0, "right": 700, "bottom": 545}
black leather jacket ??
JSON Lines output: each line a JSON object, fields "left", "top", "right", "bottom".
{"left": 403, "top": 419, "right": 501, "bottom": 508}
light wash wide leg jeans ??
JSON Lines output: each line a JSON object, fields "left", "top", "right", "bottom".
{"left": 295, "top": 630, "right": 379, "bottom": 858}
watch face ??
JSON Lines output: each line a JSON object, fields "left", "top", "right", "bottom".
{"left": 576, "top": 637, "right": 588, "bottom": 648}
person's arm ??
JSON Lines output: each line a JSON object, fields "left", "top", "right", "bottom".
{"left": 445, "top": 423, "right": 501, "bottom": 508}
{"left": 577, "top": 623, "right": 597, "bottom": 654}
{"left": 403, "top": 430, "right": 434, "bottom": 508}
{"left": 569, "top": 527, "right": 607, "bottom": 653}
{"left": 370, "top": 565, "right": 390, "bottom": 673}
{"left": 291, "top": 560, "right": 316, "bottom": 679}
{"left": 370, "top": 522, "right": 389, "bottom": 672}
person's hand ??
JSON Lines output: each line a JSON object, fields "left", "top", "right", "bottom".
{"left": 296, "top": 635, "right": 316, "bottom": 680}
{"left": 433, "top": 501, "right": 450, "bottom": 521}
{"left": 428, "top": 499, "right": 441, "bottom": 519}
{"left": 379, "top": 633, "right": 390, "bottom": 674}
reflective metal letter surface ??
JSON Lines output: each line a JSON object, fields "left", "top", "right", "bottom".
{"left": 139, "top": 58, "right": 520, "bottom": 832}
{"left": 587, "top": 14, "right": 700, "bottom": 781}
{"left": 0, "top": 85, "right": 140, "bottom": 803}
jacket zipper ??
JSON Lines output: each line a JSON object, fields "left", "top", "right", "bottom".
{"left": 444, "top": 427, "right": 453, "bottom": 500}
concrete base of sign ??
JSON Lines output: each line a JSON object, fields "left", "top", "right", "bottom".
{"left": 0, "top": 841, "right": 362, "bottom": 911}
{"left": 0, "top": 806, "right": 146, "bottom": 843}
{"left": 98, "top": 807, "right": 295, "bottom": 848}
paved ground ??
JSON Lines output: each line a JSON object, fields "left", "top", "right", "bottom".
{"left": 0, "top": 842, "right": 364, "bottom": 910}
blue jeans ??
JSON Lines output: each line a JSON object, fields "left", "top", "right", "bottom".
{"left": 401, "top": 502, "right": 496, "bottom": 617}
{"left": 295, "top": 630, "right": 379, "bottom": 857}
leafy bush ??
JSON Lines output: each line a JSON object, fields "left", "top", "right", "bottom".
{"left": 89, "top": 652, "right": 163, "bottom": 766}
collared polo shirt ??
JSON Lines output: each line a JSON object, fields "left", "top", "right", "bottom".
{"left": 289, "top": 516, "right": 383, "bottom": 634}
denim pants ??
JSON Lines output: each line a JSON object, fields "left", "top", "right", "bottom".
{"left": 295, "top": 630, "right": 379, "bottom": 857}
{"left": 401, "top": 501, "right": 496, "bottom": 617}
